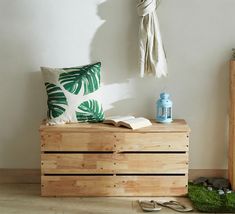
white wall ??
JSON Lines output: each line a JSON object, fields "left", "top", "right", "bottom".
{"left": 0, "top": 0, "right": 233, "bottom": 169}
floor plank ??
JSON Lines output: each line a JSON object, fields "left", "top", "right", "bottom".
{"left": 0, "top": 184, "right": 207, "bottom": 214}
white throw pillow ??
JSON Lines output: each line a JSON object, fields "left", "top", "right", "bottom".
{"left": 41, "top": 62, "right": 104, "bottom": 125}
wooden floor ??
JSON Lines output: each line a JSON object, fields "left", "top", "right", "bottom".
{"left": 0, "top": 184, "right": 207, "bottom": 214}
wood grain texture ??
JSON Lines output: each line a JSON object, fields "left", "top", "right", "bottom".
{"left": 115, "top": 133, "right": 189, "bottom": 152}
{"left": 229, "top": 60, "right": 235, "bottom": 190}
{"left": 41, "top": 175, "right": 188, "bottom": 196}
{"left": 0, "top": 169, "right": 227, "bottom": 184}
{"left": 40, "top": 119, "right": 190, "bottom": 196}
{"left": 41, "top": 132, "right": 189, "bottom": 152}
{"left": 41, "top": 132, "right": 115, "bottom": 152}
{"left": 41, "top": 153, "right": 188, "bottom": 174}
{"left": 40, "top": 119, "right": 190, "bottom": 133}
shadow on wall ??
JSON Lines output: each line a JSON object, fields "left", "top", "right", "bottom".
{"left": 90, "top": 0, "right": 144, "bottom": 116}
{"left": 90, "top": 0, "right": 169, "bottom": 119}
{"left": 90, "top": 0, "right": 139, "bottom": 84}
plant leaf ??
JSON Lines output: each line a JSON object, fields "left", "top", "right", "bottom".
{"left": 59, "top": 62, "right": 101, "bottom": 95}
{"left": 45, "top": 82, "right": 68, "bottom": 118}
{"left": 76, "top": 99, "right": 104, "bottom": 122}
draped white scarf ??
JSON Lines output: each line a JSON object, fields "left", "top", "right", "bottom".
{"left": 137, "top": 0, "right": 167, "bottom": 78}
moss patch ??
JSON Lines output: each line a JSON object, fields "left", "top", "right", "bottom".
{"left": 188, "top": 183, "right": 235, "bottom": 213}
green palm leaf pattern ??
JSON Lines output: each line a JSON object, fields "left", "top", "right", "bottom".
{"left": 76, "top": 99, "right": 104, "bottom": 122}
{"left": 59, "top": 62, "right": 101, "bottom": 95}
{"left": 45, "top": 82, "right": 68, "bottom": 118}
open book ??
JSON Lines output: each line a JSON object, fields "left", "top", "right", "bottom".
{"left": 103, "top": 116, "right": 152, "bottom": 130}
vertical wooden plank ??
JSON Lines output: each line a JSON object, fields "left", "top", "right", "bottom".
{"left": 229, "top": 60, "right": 235, "bottom": 190}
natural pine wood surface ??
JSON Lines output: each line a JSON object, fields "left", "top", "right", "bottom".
{"left": 41, "top": 175, "right": 188, "bottom": 197}
{"left": 0, "top": 168, "right": 227, "bottom": 184}
{"left": 40, "top": 119, "right": 190, "bottom": 133}
{"left": 229, "top": 60, "right": 235, "bottom": 190}
{"left": 40, "top": 119, "right": 190, "bottom": 196}
{"left": 41, "top": 132, "right": 189, "bottom": 152}
{"left": 41, "top": 153, "right": 188, "bottom": 174}
{"left": 0, "top": 184, "right": 206, "bottom": 213}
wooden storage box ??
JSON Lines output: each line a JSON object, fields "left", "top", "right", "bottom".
{"left": 40, "top": 119, "right": 190, "bottom": 196}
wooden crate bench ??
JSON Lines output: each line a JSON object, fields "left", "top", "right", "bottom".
{"left": 40, "top": 119, "right": 190, "bottom": 196}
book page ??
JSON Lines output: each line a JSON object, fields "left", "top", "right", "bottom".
{"left": 103, "top": 116, "right": 135, "bottom": 124}
{"left": 118, "top": 117, "right": 152, "bottom": 130}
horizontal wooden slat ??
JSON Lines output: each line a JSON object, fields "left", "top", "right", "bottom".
{"left": 41, "top": 132, "right": 189, "bottom": 152}
{"left": 40, "top": 119, "right": 190, "bottom": 133}
{"left": 41, "top": 153, "right": 188, "bottom": 174}
{"left": 40, "top": 119, "right": 190, "bottom": 196}
{"left": 0, "top": 168, "right": 227, "bottom": 184}
{"left": 116, "top": 133, "right": 189, "bottom": 151}
{"left": 41, "top": 132, "right": 115, "bottom": 152}
{"left": 41, "top": 175, "right": 188, "bottom": 196}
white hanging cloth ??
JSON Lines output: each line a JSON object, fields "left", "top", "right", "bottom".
{"left": 137, "top": 0, "right": 167, "bottom": 78}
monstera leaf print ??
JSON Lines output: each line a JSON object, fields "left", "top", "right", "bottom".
{"left": 76, "top": 99, "right": 104, "bottom": 122}
{"left": 45, "top": 82, "right": 68, "bottom": 118}
{"left": 59, "top": 62, "right": 101, "bottom": 95}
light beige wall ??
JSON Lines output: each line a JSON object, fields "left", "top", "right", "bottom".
{"left": 0, "top": 0, "right": 233, "bottom": 169}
